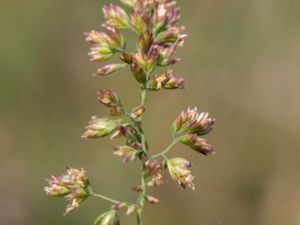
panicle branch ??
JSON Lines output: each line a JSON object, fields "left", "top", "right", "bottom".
{"left": 45, "top": 1, "right": 216, "bottom": 225}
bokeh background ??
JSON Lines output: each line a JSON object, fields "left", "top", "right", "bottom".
{"left": 1, "top": 0, "right": 300, "bottom": 225}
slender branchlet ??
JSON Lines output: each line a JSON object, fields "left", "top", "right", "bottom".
{"left": 44, "top": 1, "right": 216, "bottom": 224}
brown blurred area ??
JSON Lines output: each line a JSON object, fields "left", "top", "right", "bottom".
{"left": 1, "top": 0, "right": 300, "bottom": 225}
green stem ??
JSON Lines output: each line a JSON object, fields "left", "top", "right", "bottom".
{"left": 140, "top": 88, "right": 147, "bottom": 107}
{"left": 152, "top": 138, "right": 180, "bottom": 158}
{"left": 91, "top": 193, "right": 120, "bottom": 204}
{"left": 124, "top": 110, "right": 140, "bottom": 128}
{"left": 136, "top": 88, "right": 149, "bottom": 225}
{"left": 137, "top": 170, "right": 147, "bottom": 225}
{"left": 140, "top": 171, "right": 147, "bottom": 206}
{"left": 136, "top": 207, "right": 143, "bottom": 225}
{"left": 140, "top": 88, "right": 148, "bottom": 153}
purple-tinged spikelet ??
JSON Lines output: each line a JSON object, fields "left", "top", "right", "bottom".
{"left": 179, "top": 133, "right": 215, "bottom": 156}
{"left": 173, "top": 107, "right": 215, "bottom": 136}
{"left": 44, "top": 168, "right": 90, "bottom": 215}
{"left": 103, "top": 4, "right": 130, "bottom": 29}
{"left": 167, "top": 158, "right": 195, "bottom": 190}
{"left": 94, "top": 210, "right": 120, "bottom": 225}
{"left": 113, "top": 146, "right": 140, "bottom": 163}
{"left": 82, "top": 117, "right": 121, "bottom": 139}
{"left": 95, "top": 63, "right": 127, "bottom": 77}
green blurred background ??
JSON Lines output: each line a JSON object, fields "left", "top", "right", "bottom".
{"left": 1, "top": 0, "right": 300, "bottom": 225}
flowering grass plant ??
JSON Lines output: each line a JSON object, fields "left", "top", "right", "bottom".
{"left": 45, "top": 1, "right": 216, "bottom": 224}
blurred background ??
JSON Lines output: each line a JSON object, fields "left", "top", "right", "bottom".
{"left": 1, "top": 0, "right": 300, "bottom": 225}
